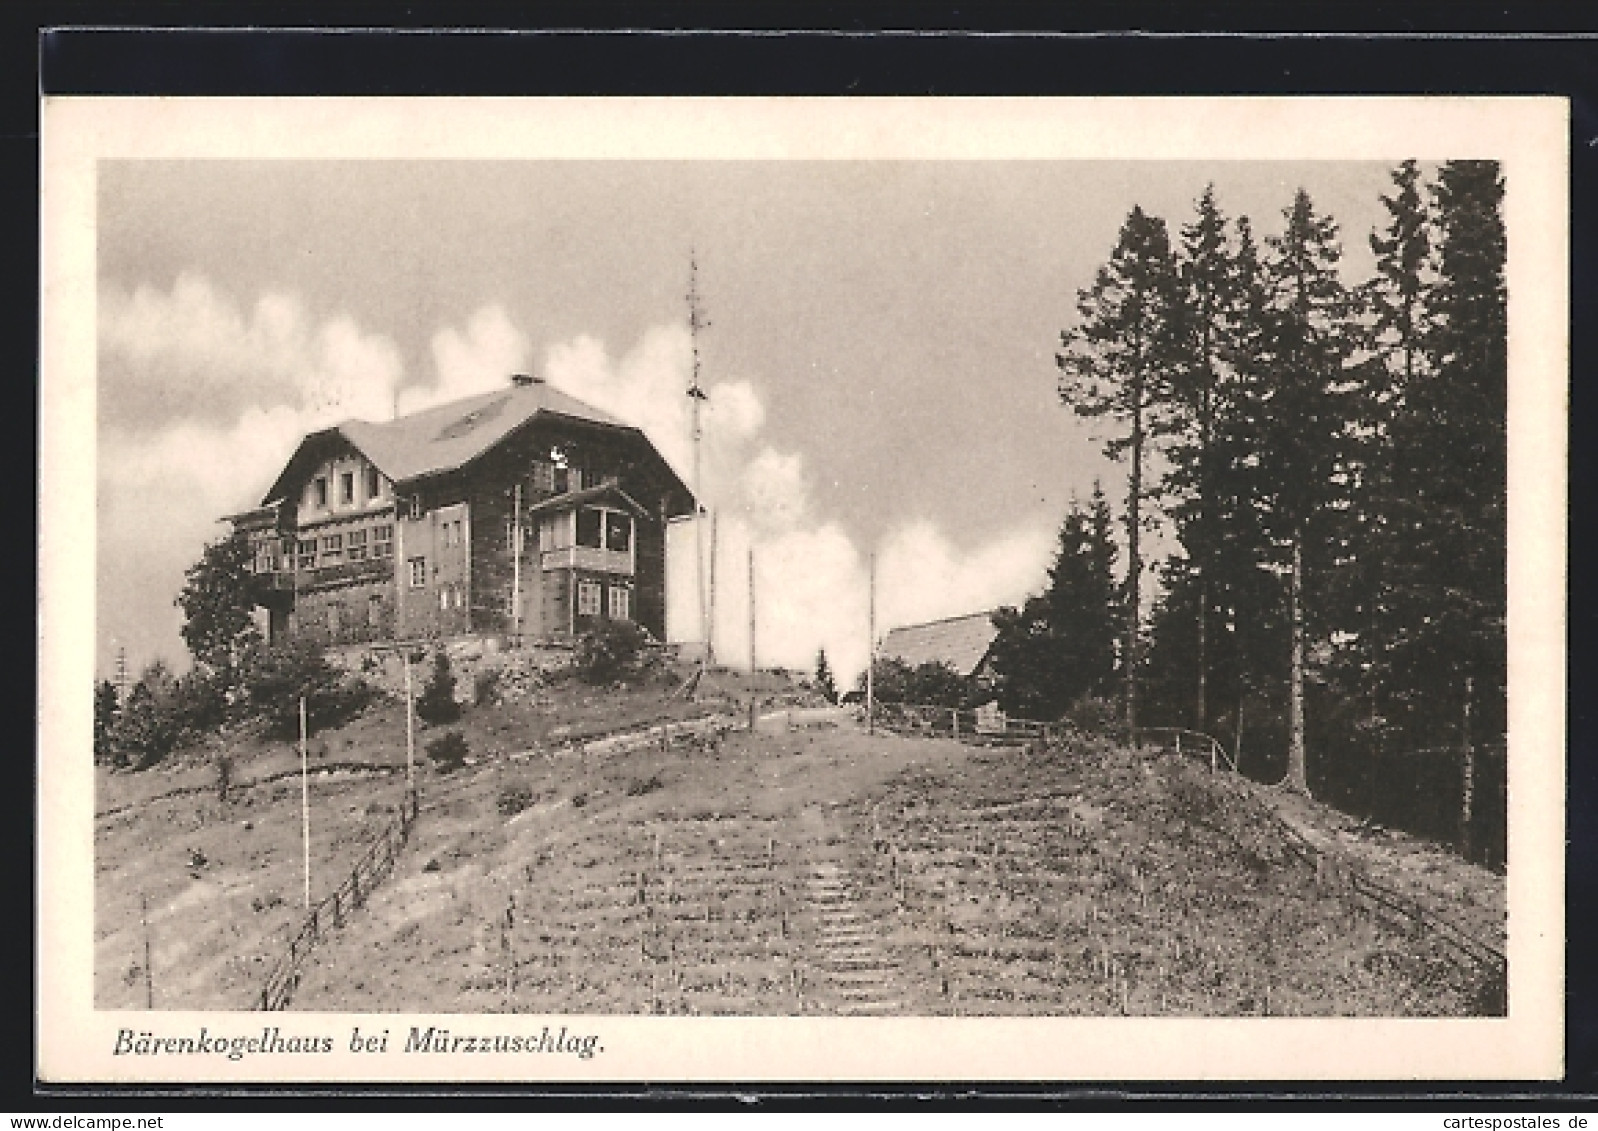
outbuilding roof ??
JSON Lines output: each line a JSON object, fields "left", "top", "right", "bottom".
{"left": 879, "top": 610, "right": 999, "bottom": 677}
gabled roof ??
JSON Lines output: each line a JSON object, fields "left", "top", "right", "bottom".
{"left": 526, "top": 482, "right": 652, "bottom": 520}
{"left": 260, "top": 378, "right": 690, "bottom": 511}
{"left": 880, "top": 610, "right": 999, "bottom": 677}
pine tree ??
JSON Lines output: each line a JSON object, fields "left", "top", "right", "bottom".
{"left": 1168, "top": 184, "right": 1237, "bottom": 731}
{"left": 1340, "top": 160, "right": 1436, "bottom": 745}
{"left": 1206, "top": 216, "right": 1287, "bottom": 750}
{"left": 1258, "top": 189, "right": 1360, "bottom": 792}
{"left": 1382, "top": 160, "right": 1507, "bottom": 746}
{"left": 1057, "top": 206, "right": 1184, "bottom": 733}
{"left": 814, "top": 648, "right": 838, "bottom": 704}
{"left": 989, "top": 483, "right": 1120, "bottom": 719}
{"left": 93, "top": 679, "right": 120, "bottom": 764}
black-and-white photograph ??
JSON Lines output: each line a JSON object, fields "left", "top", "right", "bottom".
{"left": 39, "top": 97, "right": 1565, "bottom": 1082}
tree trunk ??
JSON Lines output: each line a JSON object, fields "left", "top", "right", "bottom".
{"left": 1126, "top": 383, "right": 1143, "bottom": 739}
{"left": 1460, "top": 675, "right": 1475, "bottom": 861}
{"left": 1284, "top": 536, "right": 1309, "bottom": 793}
{"left": 1196, "top": 576, "right": 1208, "bottom": 732}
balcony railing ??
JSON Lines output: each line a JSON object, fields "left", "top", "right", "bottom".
{"left": 257, "top": 556, "right": 392, "bottom": 591}
{"left": 540, "top": 545, "right": 634, "bottom": 575}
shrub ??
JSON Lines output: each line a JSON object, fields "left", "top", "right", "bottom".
{"left": 473, "top": 666, "right": 502, "bottom": 707}
{"left": 574, "top": 619, "right": 650, "bottom": 685}
{"left": 1063, "top": 695, "right": 1119, "bottom": 735}
{"left": 497, "top": 782, "right": 537, "bottom": 816}
{"left": 415, "top": 650, "right": 462, "bottom": 724}
{"left": 625, "top": 772, "right": 665, "bottom": 797}
{"left": 425, "top": 730, "right": 469, "bottom": 772}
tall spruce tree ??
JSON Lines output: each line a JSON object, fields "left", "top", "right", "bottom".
{"left": 1343, "top": 160, "right": 1436, "bottom": 744}
{"left": 1382, "top": 161, "right": 1507, "bottom": 746}
{"left": 1169, "top": 184, "right": 1236, "bottom": 731}
{"left": 1056, "top": 206, "right": 1183, "bottom": 733}
{"left": 1207, "top": 216, "right": 1285, "bottom": 749}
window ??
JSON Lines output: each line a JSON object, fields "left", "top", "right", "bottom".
{"left": 340, "top": 472, "right": 355, "bottom": 505}
{"left": 321, "top": 533, "right": 343, "bottom": 564}
{"left": 409, "top": 557, "right": 426, "bottom": 588}
{"left": 608, "top": 585, "right": 631, "bottom": 621}
{"left": 368, "top": 594, "right": 383, "bottom": 627}
{"left": 297, "top": 539, "right": 317, "bottom": 570}
{"left": 367, "top": 466, "right": 382, "bottom": 499}
{"left": 577, "top": 579, "right": 602, "bottom": 617}
{"left": 605, "top": 511, "right": 632, "bottom": 553}
{"left": 314, "top": 477, "right": 328, "bottom": 507}
{"left": 440, "top": 587, "right": 450, "bottom": 611}
{"left": 407, "top": 496, "right": 423, "bottom": 521}
{"left": 347, "top": 528, "right": 368, "bottom": 561}
{"left": 553, "top": 466, "right": 569, "bottom": 494}
{"left": 373, "top": 525, "right": 393, "bottom": 557}
{"left": 531, "top": 461, "right": 554, "bottom": 492}
{"left": 576, "top": 508, "right": 603, "bottom": 549}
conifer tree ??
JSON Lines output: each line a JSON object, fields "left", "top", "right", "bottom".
{"left": 1383, "top": 160, "right": 1507, "bottom": 746}
{"left": 1258, "top": 189, "right": 1360, "bottom": 792}
{"left": 814, "top": 648, "right": 838, "bottom": 705}
{"left": 989, "top": 482, "right": 1119, "bottom": 719}
{"left": 1056, "top": 206, "right": 1183, "bottom": 733}
{"left": 1168, "top": 184, "right": 1236, "bottom": 731}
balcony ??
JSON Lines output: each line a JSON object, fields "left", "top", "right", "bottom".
{"left": 257, "top": 556, "right": 392, "bottom": 591}
{"left": 540, "top": 545, "right": 634, "bottom": 575}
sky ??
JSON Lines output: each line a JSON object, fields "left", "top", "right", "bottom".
{"left": 96, "top": 159, "right": 1399, "bottom": 686}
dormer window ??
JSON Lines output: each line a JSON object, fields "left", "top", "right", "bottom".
{"left": 314, "top": 477, "right": 328, "bottom": 508}
{"left": 340, "top": 472, "right": 355, "bottom": 505}
{"left": 367, "top": 466, "right": 382, "bottom": 499}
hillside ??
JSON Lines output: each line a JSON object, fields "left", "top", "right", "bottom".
{"left": 95, "top": 672, "right": 1503, "bottom": 1016}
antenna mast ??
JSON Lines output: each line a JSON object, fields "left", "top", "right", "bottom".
{"left": 687, "top": 252, "right": 713, "bottom": 676}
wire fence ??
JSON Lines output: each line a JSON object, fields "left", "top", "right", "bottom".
{"left": 257, "top": 787, "right": 418, "bottom": 1011}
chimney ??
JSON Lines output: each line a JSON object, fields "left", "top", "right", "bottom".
{"left": 511, "top": 373, "right": 543, "bottom": 388}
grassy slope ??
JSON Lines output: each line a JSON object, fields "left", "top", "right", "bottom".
{"left": 287, "top": 726, "right": 1497, "bottom": 1017}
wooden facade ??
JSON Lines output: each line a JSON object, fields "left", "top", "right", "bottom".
{"left": 231, "top": 375, "right": 694, "bottom": 647}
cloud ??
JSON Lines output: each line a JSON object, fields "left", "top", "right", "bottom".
{"left": 546, "top": 322, "right": 1055, "bottom": 688}
{"left": 96, "top": 273, "right": 411, "bottom": 676}
{"left": 99, "top": 272, "right": 406, "bottom": 431}
{"left": 400, "top": 304, "right": 531, "bottom": 416}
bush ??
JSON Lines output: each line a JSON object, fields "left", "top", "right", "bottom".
{"left": 497, "top": 782, "right": 537, "bottom": 816}
{"left": 473, "top": 666, "right": 502, "bottom": 707}
{"left": 1063, "top": 695, "right": 1119, "bottom": 735}
{"left": 415, "top": 650, "right": 462, "bottom": 724}
{"left": 425, "top": 730, "right": 469, "bottom": 772}
{"left": 575, "top": 619, "right": 650, "bottom": 685}
{"left": 625, "top": 772, "right": 665, "bottom": 797}
{"left": 242, "top": 639, "right": 374, "bottom": 739}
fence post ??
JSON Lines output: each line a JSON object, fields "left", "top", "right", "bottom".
{"left": 1460, "top": 676, "right": 1476, "bottom": 862}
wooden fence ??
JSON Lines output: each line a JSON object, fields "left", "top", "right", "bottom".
{"left": 872, "top": 703, "right": 1058, "bottom": 746}
{"left": 257, "top": 787, "right": 419, "bottom": 1011}
{"left": 876, "top": 703, "right": 1507, "bottom": 1009}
